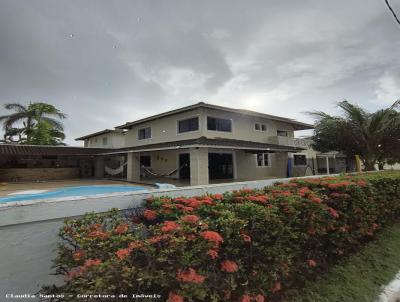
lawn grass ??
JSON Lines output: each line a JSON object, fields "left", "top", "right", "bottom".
{"left": 286, "top": 223, "right": 400, "bottom": 302}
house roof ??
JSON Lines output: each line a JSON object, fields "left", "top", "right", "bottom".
{"left": 99, "top": 136, "right": 305, "bottom": 155}
{"left": 115, "top": 102, "right": 314, "bottom": 131}
{"left": 0, "top": 144, "right": 111, "bottom": 156}
{"left": 75, "top": 129, "right": 119, "bottom": 141}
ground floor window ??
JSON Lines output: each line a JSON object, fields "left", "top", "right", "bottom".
{"left": 140, "top": 155, "right": 151, "bottom": 167}
{"left": 293, "top": 154, "right": 307, "bottom": 166}
{"left": 256, "top": 153, "right": 270, "bottom": 167}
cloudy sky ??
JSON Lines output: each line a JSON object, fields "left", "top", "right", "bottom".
{"left": 0, "top": 0, "right": 399, "bottom": 145}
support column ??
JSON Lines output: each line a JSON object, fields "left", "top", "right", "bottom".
{"left": 94, "top": 156, "right": 105, "bottom": 178}
{"left": 326, "top": 156, "right": 330, "bottom": 175}
{"left": 190, "top": 148, "right": 209, "bottom": 186}
{"left": 127, "top": 152, "right": 141, "bottom": 182}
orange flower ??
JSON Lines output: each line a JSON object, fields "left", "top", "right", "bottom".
{"left": 84, "top": 258, "right": 102, "bottom": 267}
{"left": 255, "top": 294, "right": 265, "bottom": 302}
{"left": 143, "top": 210, "right": 157, "bottom": 221}
{"left": 207, "top": 249, "right": 219, "bottom": 259}
{"left": 65, "top": 266, "right": 85, "bottom": 280}
{"left": 201, "top": 231, "right": 224, "bottom": 247}
{"left": 72, "top": 250, "right": 86, "bottom": 261}
{"left": 307, "top": 259, "right": 317, "bottom": 267}
{"left": 241, "top": 233, "right": 252, "bottom": 243}
{"left": 241, "top": 294, "right": 251, "bottom": 302}
{"left": 115, "top": 248, "right": 130, "bottom": 260}
{"left": 181, "top": 215, "right": 200, "bottom": 224}
{"left": 213, "top": 193, "right": 224, "bottom": 200}
{"left": 161, "top": 221, "right": 180, "bottom": 232}
{"left": 168, "top": 292, "right": 184, "bottom": 302}
{"left": 220, "top": 260, "right": 239, "bottom": 273}
{"left": 114, "top": 223, "right": 129, "bottom": 234}
{"left": 271, "top": 281, "right": 281, "bottom": 293}
{"left": 128, "top": 241, "right": 143, "bottom": 251}
{"left": 311, "top": 197, "right": 322, "bottom": 203}
{"left": 327, "top": 207, "right": 339, "bottom": 218}
{"left": 87, "top": 230, "right": 109, "bottom": 240}
{"left": 176, "top": 268, "right": 205, "bottom": 284}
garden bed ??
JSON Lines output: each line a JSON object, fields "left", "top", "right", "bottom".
{"left": 42, "top": 171, "right": 400, "bottom": 302}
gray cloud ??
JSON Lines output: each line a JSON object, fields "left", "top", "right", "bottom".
{"left": 0, "top": 0, "right": 399, "bottom": 144}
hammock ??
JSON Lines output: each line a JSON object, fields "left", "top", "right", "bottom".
{"left": 105, "top": 162, "right": 127, "bottom": 176}
{"left": 142, "top": 162, "right": 188, "bottom": 178}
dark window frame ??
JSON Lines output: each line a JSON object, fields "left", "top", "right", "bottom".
{"left": 277, "top": 130, "right": 288, "bottom": 137}
{"left": 207, "top": 116, "right": 232, "bottom": 132}
{"left": 178, "top": 116, "right": 199, "bottom": 133}
{"left": 293, "top": 154, "right": 307, "bottom": 166}
{"left": 138, "top": 127, "right": 152, "bottom": 140}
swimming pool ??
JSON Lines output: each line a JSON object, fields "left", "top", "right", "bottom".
{"left": 0, "top": 185, "right": 147, "bottom": 204}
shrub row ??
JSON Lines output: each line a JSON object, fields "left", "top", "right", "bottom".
{"left": 42, "top": 172, "right": 400, "bottom": 302}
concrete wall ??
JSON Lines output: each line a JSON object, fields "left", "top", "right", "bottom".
{"left": 235, "top": 151, "right": 288, "bottom": 180}
{"left": 0, "top": 174, "right": 332, "bottom": 301}
{"left": 0, "top": 168, "right": 80, "bottom": 182}
{"left": 123, "top": 107, "right": 298, "bottom": 148}
{"left": 86, "top": 132, "right": 125, "bottom": 148}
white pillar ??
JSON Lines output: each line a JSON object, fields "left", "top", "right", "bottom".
{"left": 326, "top": 156, "right": 330, "bottom": 175}
{"left": 127, "top": 152, "right": 141, "bottom": 182}
{"left": 94, "top": 157, "right": 105, "bottom": 178}
{"left": 190, "top": 148, "right": 209, "bottom": 186}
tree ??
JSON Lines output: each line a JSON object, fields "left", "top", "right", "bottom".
{"left": 310, "top": 100, "right": 400, "bottom": 171}
{"left": 0, "top": 102, "right": 67, "bottom": 145}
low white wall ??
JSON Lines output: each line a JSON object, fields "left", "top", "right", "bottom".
{"left": 0, "top": 175, "right": 327, "bottom": 301}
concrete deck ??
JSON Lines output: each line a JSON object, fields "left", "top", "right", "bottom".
{"left": 0, "top": 179, "right": 151, "bottom": 197}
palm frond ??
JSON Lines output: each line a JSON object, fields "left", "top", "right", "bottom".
{"left": 4, "top": 103, "right": 27, "bottom": 113}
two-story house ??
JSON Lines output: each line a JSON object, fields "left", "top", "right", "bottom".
{"left": 76, "top": 102, "right": 313, "bottom": 186}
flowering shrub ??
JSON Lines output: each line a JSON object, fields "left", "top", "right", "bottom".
{"left": 42, "top": 172, "right": 400, "bottom": 301}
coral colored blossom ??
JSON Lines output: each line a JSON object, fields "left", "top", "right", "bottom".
{"left": 255, "top": 294, "right": 265, "bottom": 302}
{"left": 213, "top": 193, "right": 224, "bottom": 200}
{"left": 161, "top": 221, "right": 180, "bottom": 232}
{"left": 271, "top": 281, "right": 282, "bottom": 293}
{"left": 148, "top": 235, "right": 169, "bottom": 244}
{"left": 181, "top": 215, "right": 200, "bottom": 223}
{"left": 307, "top": 259, "right": 317, "bottom": 267}
{"left": 200, "top": 231, "right": 223, "bottom": 246}
{"left": 327, "top": 207, "right": 339, "bottom": 218}
{"left": 241, "top": 294, "right": 251, "bottom": 302}
{"left": 72, "top": 250, "right": 86, "bottom": 261}
{"left": 143, "top": 210, "right": 157, "bottom": 221}
{"left": 207, "top": 249, "right": 219, "bottom": 259}
{"left": 168, "top": 292, "right": 184, "bottom": 302}
{"left": 128, "top": 241, "right": 143, "bottom": 251}
{"left": 115, "top": 248, "right": 130, "bottom": 260}
{"left": 241, "top": 233, "right": 252, "bottom": 242}
{"left": 84, "top": 258, "right": 102, "bottom": 267}
{"left": 311, "top": 197, "right": 322, "bottom": 204}
{"left": 87, "top": 230, "right": 109, "bottom": 239}
{"left": 220, "top": 260, "right": 239, "bottom": 273}
{"left": 114, "top": 223, "right": 129, "bottom": 234}
{"left": 176, "top": 268, "right": 205, "bottom": 284}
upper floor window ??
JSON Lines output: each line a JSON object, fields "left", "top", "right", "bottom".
{"left": 255, "top": 123, "right": 267, "bottom": 132}
{"left": 102, "top": 137, "right": 108, "bottom": 146}
{"left": 293, "top": 154, "right": 307, "bottom": 166}
{"left": 277, "top": 130, "right": 288, "bottom": 137}
{"left": 178, "top": 117, "right": 199, "bottom": 133}
{"left": 138, "top": 127, "right": 151, "bottom": 140}
{"left": 207, "top": 116, "right": 232, "bottom": 132}
{"left": 256, "top": 153, "right": 270, "bottom": 167}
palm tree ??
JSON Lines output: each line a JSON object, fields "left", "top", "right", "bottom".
{"left": 310, "top": 100, "right": 400, "bottom": 171}
{"left": 0, "top": 102, "right": 67, "bottom": 144}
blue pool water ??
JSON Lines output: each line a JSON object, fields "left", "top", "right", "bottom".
{"left": 0, "top": 185, "right": 147, "bottom": 204}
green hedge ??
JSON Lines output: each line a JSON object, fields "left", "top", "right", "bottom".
{"left": 42, "top": 172, "right": 400, "bottom": 302}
